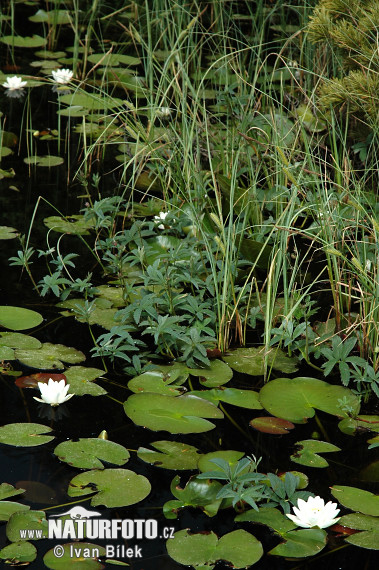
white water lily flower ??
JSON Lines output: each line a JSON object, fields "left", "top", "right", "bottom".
{"left": 286, "top": 496, "right": 340, "bottom": 529}
{"left": 51, "top": 68, "right": 73, "bottom": 84}
{"left": 154, "top": 211, "right": 169, "bottom": 229}
{"left": 2, "top": 76, "right": 27, "bottom": 91}
{"left": 33, "top": 378, "right": 74, "bottom": 407}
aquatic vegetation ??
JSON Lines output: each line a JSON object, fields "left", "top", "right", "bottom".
{"left": 51, "top": 68, "right": 73, "bottom": 84}
{"left": 33, "top": 378, "right": 73, "bottom": 407}
{"left": 2, "top": 76, "right": 27, "bottom": 91}
{"left": 286, "top": 496, "right": 341, "bottom": 529}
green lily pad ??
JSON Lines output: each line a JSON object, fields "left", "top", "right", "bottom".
{"left": 250, "top": 416, "right": 295, "bottom": 434}
{"left": 0, "top": 501, "right": 30, "bottom": 522}
{"left": 15, "top": 342, "right": 86, "bottom": 370}
{"left": 269, "top": 528, "right": 327, "bottom": 557}
{"left": 0, "top": 541, "right": 36, "bottom": 564}
{"left": 151, "top": 362, "right": 190, "bottom": 385}
{"left": 123, "top": 393, "right": 224, "bottom": 434}
{"left": 0, "top": 423, "right": 54, "bottom": 447}
{"left": 164, "top": 475, "right": 224, "bottom": 519}
{"left": 128, "top": 370, "right": 186, "bottom": 396}
{"left": 0, "top": 306, "right": 43, "bottom": 331}
{"left": 43, "top": 215, "right": 96, "bottom": 235}
{"left": 338, "top": 415, "right": 379, "bottom": 435}
{"left": 338, "top": 513, "right": 379, "bottom": 550}
{"left": 54, "top": 438, "right": 130, "bottom": 470}
{"left": 331, "top": 486, "right": 379, "bottom": 516}
{"left": 29, "top": 9, "right": 71, "bottom": 25}
{"left": 188, "top": 359, "right": 233, "bottom": 387}
{"left": 67, "top": 469, "right": 151, "bottom": 508}
{"left": 0, "top": 35, "right": 47, "bottom": 48}
{"left": 0, "top": 346, "right": 14, "bottom": 359}
{"left": 189, "top": 388, "right": 263, "bottom": 409}
{"left": 0, "top": 483, "right": 25, "bottom": 500}
{"left": 222, "top": 347, "right": 298, "bottom": 376}
{"left": 166, "top": 529, "right": 263, "bottom": 568}
{"left": 6, "top": 510, "right": 48, "bottom": 541}
{"left": 198, "top": 450, "right": 245, "bottom": 472}
{"left": 24, "top": 155, "right": 64, "bottom": 167}
{"left": 59, "top": 92, "right": 124, "bottom": 112}
{"left": 291, "top": 440, "right": 341, "bottom": 468}
{"left": 259, "top": 377, "right": 360, "bottom": 423}
{"left": 0, "top": 332, "right": 41, "bottom": 349}
{"left": 0, "top": 226, "right": 19, "bottom": 240}
{"left": 43, "top": 543, "right": 105, "bottom": 569}
{"left": 137, "top": 441, "right": 201, "bottom": 470}
{"left": 235, "top": 506, "right": 298, "bottom": 533}
{"left": 88, "top": 53, "right": 141, "bottom": 66}
{"left": 64, "top": 366, "right": 107, "bottom": 396}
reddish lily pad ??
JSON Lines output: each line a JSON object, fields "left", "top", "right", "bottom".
{"left": 250, "top": 416, "right": 295, "bottom": 434}
{"left": 15, "top": 373, "right": 67, "bottom": 389}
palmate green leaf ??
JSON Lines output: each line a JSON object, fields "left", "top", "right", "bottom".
{"left": 43, "top": 543, "right": 106, "bottom": 569}
{"left": 137, "top": 441, "right": 202, "bottom": 470}
{"left": 54, "top": 438, "right": 130, "bottom": 469}
{"left": 166, "top": 529, "right": 263, "bottom": 568}
{"left": 0, "top": 306, "right": 43, "bottom": 331}
{"left": 67, "top": 469, "right": 151, "bottom": 508}
{"left": 259, "top": 377, "right": 360, "bottom": 423}
{"left": 0, "top": 541, "right": 37, "bottom": 564}
{"left": 123, "top": 393, "right": 224, "bottom": 434}
{"left": 0, "top": 423, "right": 54, "bottom": 447}
{"left": 291, "top": 440, "right": 341, "bottom": 468}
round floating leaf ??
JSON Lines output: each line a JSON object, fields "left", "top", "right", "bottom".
{"left": 43, "top": 215, "right": 95, "bottom": 235}
{"left": 269, "top": 528, "right": 327, "bottom": 557}
{"left": 6, "top": 510, "right": 48, "bottom": 541}
{"left": 0, "top": 423, "right": 54, "bottom": 447}
{"left": 331, "top": 486, "right": 379, "bottom": 516}
{"left": 291, "top": 440, "right": 341, "bottom": 468}
{"left": 128, "top": 370, "right": 186, "bottom": 396}
{"left": 54, "top": 438, "right": 129, "bottom": 469}
{"left": 198, "top": 450, "right": 245, "bottom": 472}
{"left": 24, "top": 155, "right": 64, "bottom": 167}
{"left": 0, "top": 35, "right": 47, "bottom": 48}
{"left": 0, "top": 332, "right": 41, "bottom": 350}
{"left": 0, "top": 541, "right": 36, "bottom": 564}
{"left": 235, "top": 506, "right": 298, "bottom": 534}
{"left": 189, "top": 359, "right": 233, "bottom": 387}
{"left": 137, "top": 440, "right": 201, "bottom": 470}
{"left": 165, "top": 475, "right": 223, "bottom": 518}
{"left": 152, "top": 362, "right": 190, "bottom": 385}
{"left": 166, "top": 529, "right": 263, "bottom": 568}
{"left": 64, "top": 366, "right": 107, "bottom": 396}
{"left": 0, "top": 226, "right": 19, "bottom": 240}
{"left": 339, "top": 513, "right": 379, "bottom": 550}
{"left": 67, "top": 468, "right": 151, "bottom": 508}
{"left": 29, "top": 9, "right": 71, "bottom": 25}
{"left": 0, "top": 346, "right": 14, "bottom": 359}
{"left": 123, "top": 393, "right": 224, "bottom": 434}
{"left": 250, "top": 416, "right": 295, "bottom": 434}
{"left": 44, "top": 543, "right": 105, "bottom": 569}
{"left": 0, "top": 502, "right": 30, "bottom": 522}
{"left": 259, "top": 377, "right": 360, "bottom": 423}
{"left": 222, "top": 347, "right": 298, "bottom": 376}
{"left": 88, "top": 53, "right": 140, "bottom": 66}
{"left": 189, "top": 388, "right": 263, "bottom": 409}
{"left": 0, "top": 306, "right": 43, "bottom": 331}
{"left": 0, "top": 483, "right": 25, "bottom": 500}
{"left": 15, "top": 342, "right": 85, "bottom": 370}
{"left": 58, "top": 105, "right": 89, "bottom": 117}
{"left": 58, "top": 92, "right": 123, "bottom": 112}
{"left": 339, "top": 415, "right": 379, "bottom": 436}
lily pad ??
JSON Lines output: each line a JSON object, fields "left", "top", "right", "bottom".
{"left": 269, "top": 528, "right": 327, "bottom": 557}
{"left": 166, "top": 529, "right": 263, "bottom": 568}
{"left": 0, "top": 502, "right": 30, "bottom": 522}
{"left": 0, "top": 35, "right": 47, "bottom": 48}
{"left": 189, "top": 388, "right": 263, "bottom": 409}
{"left": 338, "top": 513, "right": 379, "bottom": 550}
{"left": 88, "top": 53, "right": 141, "bottom": 66}
{"left": 222, "top": 347, "right": 298, "bottom": 376}
{"left": 137, "top": 441, "right": 201, "bottom": 470}
{"left": 59, "top": 92, "right": 124, "bottom": 112}
{"left": 24, "top": 155, "right": 64, "bottom": 167}
{"left": 0, "top": 226, "right": 19, "bottom": 240}
{"left": 123, "top": 393, "right": 224, "bottom": 434}
{"left": 331, "top": 486, "right": 379, "bottom": 516}
{"left": 0, "top": 483, "right": 25, "bottom": 500}
{"left": 250, "top": 416, "right": 295, "bottom": 434}
{"left": 6, "top": 510, "right": 48, "bottom": 541}
{"left": 198, "top": 450, "right": 245, "bottom": 472}
{"left": 235, "top": 506, "right": 298, "bottom": 534}
{"left": 188, "top": 359, "right": 233, "bottom": 387}
{"left": 43, "top": 543, "right": 105, "bottom": 569}
{"left": 54, "top": 438, "right": 130, "bottom": 469}
{"left": 0, "top": 306, "right": 43, "bottom": 331}
{"left": 128, "top": 370, "right": 186, "bottom": 396}
{"left": 43, "top": 215, "right": 95, "bottom": 235}
{"left": 0, "top": 541, "right": 36, "bottom": 564}
{"left": 0, "top": 332, "right": 41, "bottom": 349}
{"left": 164, "top": 475, "right": 224, "bottom": 519}
{"left": 29, "top": 9, "right": 71, "bottom": 25}
{"left": 15, "top": 342, "right": 86, "bottom": 370}
{"left": 0, "top": 346, "right": 14, "bottom": 359}
{"left": 64, "top": 366, "right": 107, "bottom": 396}
{"left": 258, "top": 377, "right": 360, "bottom": 423}
{"left": 0, "top": 423, "right": 54, "bottom": 447}
{"left": 67, "top": 468, "right": 151, "bottom": 508}
{"left": 291, "top": 440, "right": 341, "bottom": 468}
{"left": 338, "top": 415, "right": 379, "bottom": 436}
